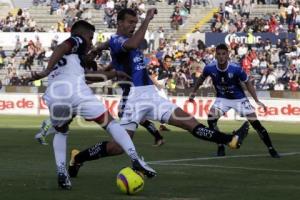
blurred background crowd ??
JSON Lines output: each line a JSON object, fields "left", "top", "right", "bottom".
{"left": 0, "top": 0, "right": 299, "bottom": 93}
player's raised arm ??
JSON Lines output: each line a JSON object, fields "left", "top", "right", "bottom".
{"left": 27, "top": 42, "right": 72, "bottom": 82}
{"left": 123, "top": 8, "right": 157, "bottom": 50}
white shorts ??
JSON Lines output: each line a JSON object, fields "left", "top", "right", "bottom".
{"left": 155, "top": 87, "right": 168, "bottom": 99}
{"left": 120, "top": 85, "right": 178, "bottom": 131}
{"left": 211, "top": 97, "right": 255, "bottom": 117}
{"left": 43, "top": 85, "right": 107, "bottom": 128}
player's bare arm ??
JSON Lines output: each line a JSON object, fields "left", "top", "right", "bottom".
{"left": 123, "top": 8, "right": 157, "bottom": 50}
{"left": 245, "top": 79, "right": 267, "bottom": 111}
{"left": 27, "top": 42, "right": 72, "bottom": 82}
{"left": 91, "top": 41, "right": 110, "bottom": 55}
{"left": 85, "top": 70, "right": 131, "bottom": 82}
{"left": 102, "top": 63, "right": 114, "bottom": 71}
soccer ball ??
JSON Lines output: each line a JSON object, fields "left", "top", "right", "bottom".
{"left": 116, "top": 167, "right": 144, "bottom": 195}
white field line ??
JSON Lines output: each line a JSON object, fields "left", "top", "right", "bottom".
{"left": 148, "top": 152, "right": 300, "bottom": 174}
{"left": 151, "top": 162, "right": 300, "bottom": 174}
{"left": 148, "top": 152, "right": 300, "bottom": 164}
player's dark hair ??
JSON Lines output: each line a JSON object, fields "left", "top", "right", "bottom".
{"left": 71, "top": 20, "right": 95, "bottom": 33}
{"left": 216, "top": 43, "right": 228, "bottom": 51}
{"left": 117, "top": 8, "right": 137, "bottom": 21}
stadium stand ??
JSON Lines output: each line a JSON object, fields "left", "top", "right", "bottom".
{"left": 0, "top": 0, "right": 299, "bottom": 93}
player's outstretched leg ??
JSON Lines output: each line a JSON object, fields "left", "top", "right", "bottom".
{"left": 103, "top": 118, "right": 157, "bottom": 178}
{"left": 68, "top": 141, "right": 111, "bottom": 177}
{"left": 168, "top": 108, "right": 249, "bottom": 149}
{"left": 69, "top": 112, "right": 157, "bottom": 178}
{"left": 207, "top": 114, "right": 225, "bottom": 156}
{"left": 140, "top": 120, "right": 165, "bottom": 147}
{"left": 249, "top": 119, "right": 280, "bottom": 158}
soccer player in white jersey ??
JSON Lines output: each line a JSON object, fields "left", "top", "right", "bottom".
{"left": 26, "top": 20, "right": 156, "bottom": 189}
{"left": 67, "top": 8, "right": 250, "bottom": 178}
{"left": 190, "top": 44, "right": 280, "bottom": 158}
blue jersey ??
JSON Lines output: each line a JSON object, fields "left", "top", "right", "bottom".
{"left": 109, "top": 34, "right": 153, "bottom": 87}
{"left": 202, "top": 62, "right": 249, "bottom": 99}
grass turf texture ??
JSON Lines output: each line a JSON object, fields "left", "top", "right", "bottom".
{"left": 0, "top": 115, "right": 300, "bottom": 200}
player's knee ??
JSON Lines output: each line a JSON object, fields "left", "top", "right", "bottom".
{"left": 168, "top": 108, "right": 198, "bottom": 132}
{"left": 94, "top": 111, "right": 114, "bottom": 128}
{"left": 106, "top": 142, "right": 124, "bottom": 155}
{"left": 54, "top": 124, "right": 69, "bottom": 133}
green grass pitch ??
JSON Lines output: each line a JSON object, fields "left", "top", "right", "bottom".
{"left": 0, "top": 115, "right": 300, "bottom": 200}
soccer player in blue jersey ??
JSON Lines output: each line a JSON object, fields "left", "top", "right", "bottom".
{"left": 68, "top": 8, "right": 250, "bottom": 178}
{"left": 190, "top": 44, "right": 280, "bottom": 158}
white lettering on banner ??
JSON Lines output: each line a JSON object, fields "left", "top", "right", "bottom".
{"left": 224, "top": 34, "right": 262, "bottom": 45}
{"left": 1, "top": 94, "right": 299, "bottom": 122}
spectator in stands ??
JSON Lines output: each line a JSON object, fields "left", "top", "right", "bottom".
{"left": 50, "top": 36, "right": 59, "bottom": 50}
{"left": 97, "top": 30, "right": 106, "bottom": 43}
{"left": 99, "top": 50, "right": 111, "bottom": 66}
{"left": 200, "top": 0, "right": 209, "bottom": 7}
{"left": 241, "top": 0, "right": 251, "bottom": 19}
{"left": 56, "top": 20, "right": 65, "bottom": 32}
{"left": 147, "top": 28, "right": 156, "bottom": 53}
{"left": 9, "top": 72, "right": 20, "bottom": 86}
{"left": 34, "top": 37, "right": 45, "bottom": 67}
{"left": 274, "top": 78, "right": 285, "bottom": 90}
{"left": 94, "top": 0, "right": 104, "bottom": 10}
{"left": 18, "top": 56, "right": 26, "bottom": 70}
{"left": 23, "top": 53, "right": 33, "bottom": 71}
{"left": 184, "top": 0, "right": 192, "bottom": 14}
{"left": 168, "top": 0, "right": 178, "bottom": 5}
{"left": 14, "top": 37, "right": 22, "bottom": 55}
{"left": 0, "top": 55, "right": 4, "bottom": 70}
{"left": 157, "top": 26, "right": 165, "bottom": 46}
{"left": 19, "top": 75, "right": 29, "bottom": 86}
{"left": 104, "top": 2, "right": 117, "bottom": 28}
{"left": 50, "top": 0, "right": 60, "bottom": 15}
{"left": 0, "top": 46, "right": 6, "bottom": 60}
{"left": 171, "top": 6, "right": 183, "bottom": 30}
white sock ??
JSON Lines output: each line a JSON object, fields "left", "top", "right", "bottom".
{"left": 106, "top": 120, "right": 138, "bottom": 160}
{"left": 53, "top": 132, "right": 68, "bottom": 173}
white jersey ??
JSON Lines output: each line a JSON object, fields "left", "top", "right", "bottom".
{"left": 47, "top": 54, "right": 86, "bottom": 86}
{"left": 44, "top": 35, "right": 92, "bottom": 100}
{"left": 43, "top": 35, "right": 107, "bottom": 125}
